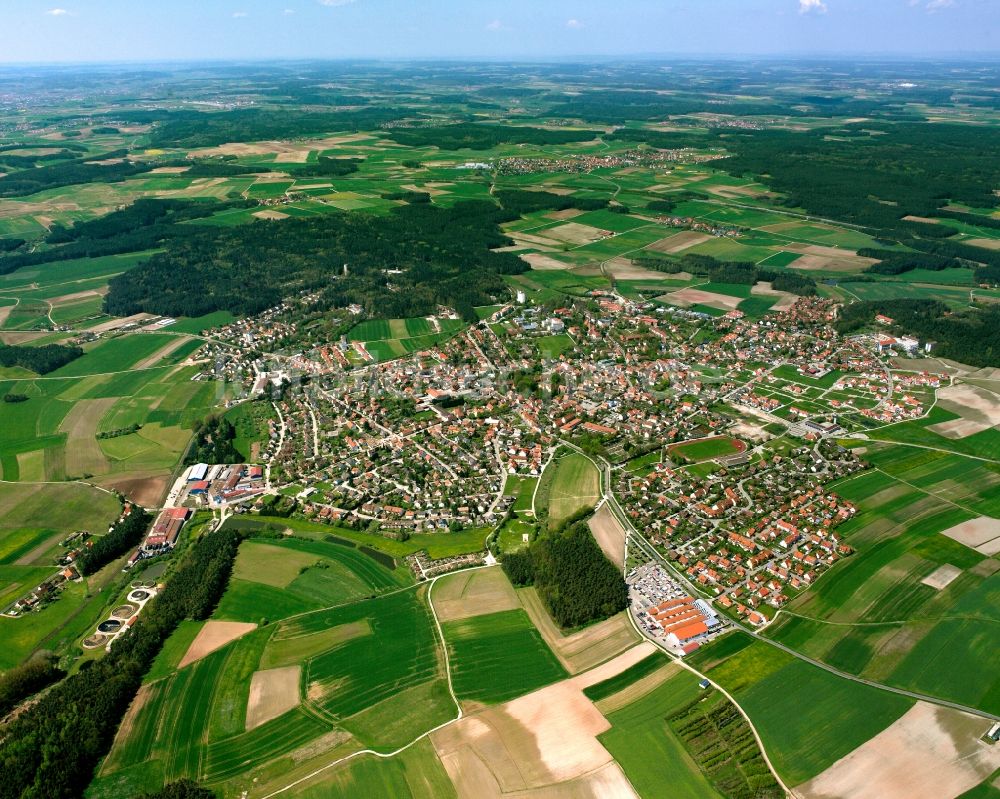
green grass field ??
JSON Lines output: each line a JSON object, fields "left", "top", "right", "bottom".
{"left": 542, "top": 452, "right": 600, "bottom": 530}
{"left": 442, "top": 608, "right": 567, "bottom": 704}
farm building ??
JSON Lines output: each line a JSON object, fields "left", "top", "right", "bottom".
{"left": 188, "top": 463, "right": 208, "bottom": 481}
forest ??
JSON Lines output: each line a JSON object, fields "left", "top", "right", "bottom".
{"left": 714, "top": 123, "right": 1000, "bottom": 235}
{"left": 0, "top": 343, "right": 83, "bottom": 374}
{"left": 0, "top": 149, "right": 158, "bottom": 198}
{"left": 0, "top": 527, "right": 242, "bottom": 799}
{"left": 104, "top": 199, "right": 535, "bottom": 322}
{"left": 0, "top": 198, "right": 253, "bottom": 276}
{"left": 502, "top": 519, "right": 627, "bottom": 628}
{"left": 835, "top": 299, "right": 1000, "bottom": 367}
{"left": 384, "top": 123, "right": 601, "bottom": 150}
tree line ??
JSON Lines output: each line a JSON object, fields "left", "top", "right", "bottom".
{"left": 0, "top": 527, "right": 242, "bottom": 799}
{"left": 77, "top": 506, "right": 151, "bottom": 576}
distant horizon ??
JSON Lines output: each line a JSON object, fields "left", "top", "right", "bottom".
{"left": 1, "top": 0, "right": 997, "bottom": 65}
{"left": 2, "top": 52, "right": 1000, "bottom": 70}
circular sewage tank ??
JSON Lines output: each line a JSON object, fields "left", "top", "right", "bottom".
{"left": 111, "top": 604, "right": 137, "bottom": 620}
{"left": 128, "top": 590, "right": 150, "bottom": 602}
{"left": 82, "top": 633, "right": 107, "bottom": 649}
{"left": 97, "top": 619, "right": 122, "bottom": 634}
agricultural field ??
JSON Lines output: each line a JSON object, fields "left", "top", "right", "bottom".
{"left": 537, "top": 451, "right": 601, "bottom": 530}
{"left": 442, "top": 607, "right": 568, "bottom": 705}
{"left": 94, "top": 562, "right": 452, "bottom": 795}
{"left": 0, "top": 481, "right": 123, "bottom": 669}
{"left": 0, "top": 361, "right": 222, "bottom": 504}
{"left": 598, "top": 668, "right": 726, "bottom": 799}
{"left": 761, "top": 437, "right": 1000, "bottom": 713}
{"left": 689, "top": 635, "right": 913, "bottom": 786}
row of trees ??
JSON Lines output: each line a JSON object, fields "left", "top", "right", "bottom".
{"left": 503, "top": 519, "right": 627, "bottom": 629}
{"left": 77, "top": 507, "right": 151, "bottom": 575}
{"left": 0, "top": 527, "right": 242, "bottom": 799}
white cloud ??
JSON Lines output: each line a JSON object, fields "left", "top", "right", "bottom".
{"left": 925, "top": 0, "right": 955, "bottom": 10}
{"left": 284, "top": 8, "right": 296, "bottom": 14}
{"left": 232, "top": 11, "right": 248, "bottom": 17}
{"left": 46, "top": 8, "right": 70, "bottom": 15}
{"left": 798, "top": 0, "right": 827, "bottom": 13}
{"left": 318, "top": 0, "right": 356, "bottom": 6}
{"left": 566, "top": 18, "right": 584, "bottom": 29}
{"left": 485, "top": 19, "right": 505, "bottom": 30}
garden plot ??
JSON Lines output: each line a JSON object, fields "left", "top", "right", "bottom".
{"left": 798, "top": 702, "right": 1000, "bottom": 799}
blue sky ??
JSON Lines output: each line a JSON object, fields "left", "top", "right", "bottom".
{"left": 0, "top": 0, "right": 997, "bottom": 63}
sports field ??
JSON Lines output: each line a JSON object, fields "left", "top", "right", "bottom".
{"left": 668, "top": 436, "right": 745, "bottom": 463}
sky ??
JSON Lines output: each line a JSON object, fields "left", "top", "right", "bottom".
{"left": 0, "top": 0, "right": 997, "bottom": 64}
